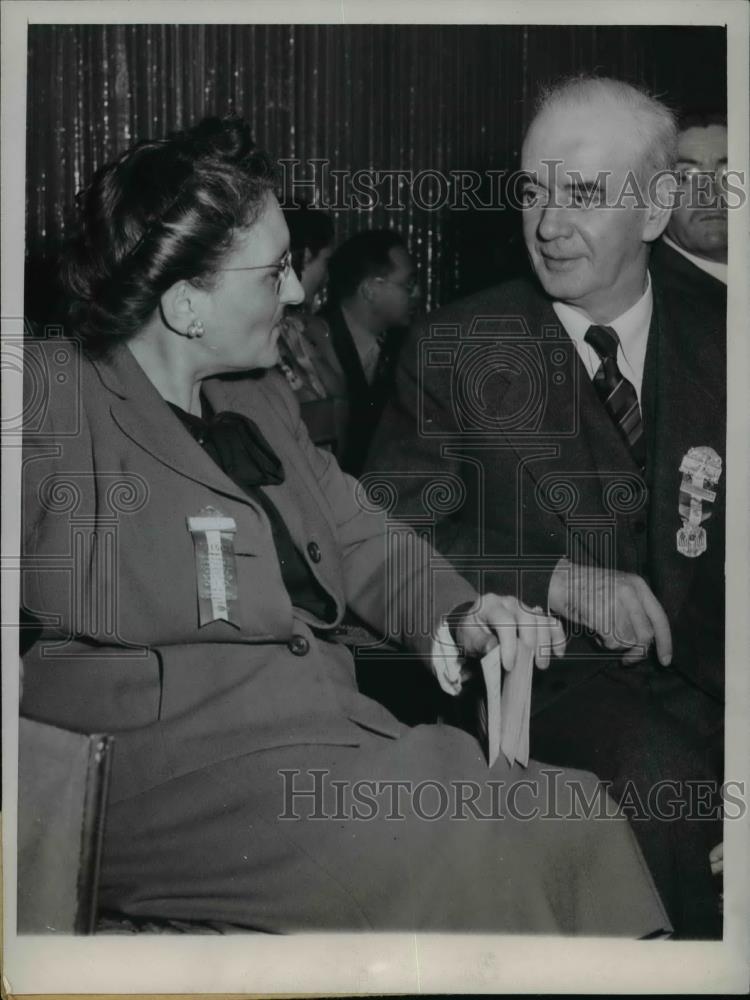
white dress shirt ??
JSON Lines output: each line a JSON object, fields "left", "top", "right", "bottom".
{"left": 662, "top": 234, "right": 728, "bottom": 285}
{"left": 340, "top": 305, "right": 382, "bottom": 385}
{"left": 552, "top": 274, "right": 653, "bottom": 406}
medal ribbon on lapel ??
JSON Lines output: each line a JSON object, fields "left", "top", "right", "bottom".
{"left": 676, "top": 447, "right": 722, "bottom": 558}
{"left": 187, "top": 506, "right": 240, "bottom": 626}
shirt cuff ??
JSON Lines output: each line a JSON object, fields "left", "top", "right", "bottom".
{"left": 429, "top": 617, "right": 465, "bottom": 695}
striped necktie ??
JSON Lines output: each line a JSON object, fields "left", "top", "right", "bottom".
{"left": 584, "top": 324, "right": 646, "bottom": 470}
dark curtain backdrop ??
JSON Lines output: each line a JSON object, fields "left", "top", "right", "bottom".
{"left": 25, "top": 23, "right": 726, "bottom": 320}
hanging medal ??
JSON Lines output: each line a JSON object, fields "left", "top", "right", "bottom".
{"left": 187, "top": 506, "right": 241, "bottom": 626}
{"left": 676, "top": 447, "right": 722, "bottom": 558}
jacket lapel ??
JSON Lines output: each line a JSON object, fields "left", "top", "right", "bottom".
{"left": 487, "top": 302, "right": 631, "bottom": 550}
{"left": 325, "top": 306, "right": 370, "bottom": 399}
{"left": 92, "top": 346, "right": 346, "bottom": 618}
{"left": 92, "top": 346, "right": 256, "bottom": 509}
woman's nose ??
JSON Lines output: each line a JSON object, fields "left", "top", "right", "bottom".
{"left": 280, "top": 268, "right": 305, "bottom": 306}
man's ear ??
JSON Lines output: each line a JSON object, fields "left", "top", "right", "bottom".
{"left": 160, "top": 279, "right": 199, "bottom": 334}
{"left": 359, "top": 277, "right": 377, "bottom": 304}
{"left": 303, "top": 247, "right": 313, "bottom": 267}
{"left": 643, "top": 170, "right": 677, "bottom": 242}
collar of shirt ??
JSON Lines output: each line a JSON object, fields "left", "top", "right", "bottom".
{"left": 662, "top": 234, "right": 728, "bottom": 285}
{"left": 552, "top": 274, "right": 653, "bottom": 406}
{"left": 359, "top": 342, "right": 381, "bottom": 385}
{"left": 340, "top": 306, "right": 383, "bottom": 384}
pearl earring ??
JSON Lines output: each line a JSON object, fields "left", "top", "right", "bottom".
{"left": 186, "top": 318, "right": 205, "bottom": 338}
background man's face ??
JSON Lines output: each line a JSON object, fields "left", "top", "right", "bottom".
{"left": 372, "top": 246, "right": 420, "bottom": 327}
{"left": 521, "top": 101, "right": 652, "bottom": 322}
{"left": 666, "top": 124, "right": 728, "bottom": 263}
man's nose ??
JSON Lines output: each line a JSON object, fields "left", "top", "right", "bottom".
{"left": 536, "top": 206, "right": 574, "bottom": 242}
{"left": 707, "top": 173, "right": 727, "bottom": 208}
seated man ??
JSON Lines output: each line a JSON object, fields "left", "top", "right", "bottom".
{"left": 650, "top": 111, "right": 727, "bottom": 309}
{"left": 365, "top": 76, "right": 726, "bottom": 938}
{"left": 304, "top": 229, "right": 420, "bottom": 475}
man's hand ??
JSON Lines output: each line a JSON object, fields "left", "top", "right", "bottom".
{"left": 709, "top": 842, "right": 723, "bottom": 876}
{"left": 547, "top": 558, "right": 673, "bottom": 666}
{"left": 453, "top": 594, "right": 566, "bottom": 672}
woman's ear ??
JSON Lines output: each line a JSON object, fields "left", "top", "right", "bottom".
{"left": 160, "top": 280, "right": 200, "bottom": 335}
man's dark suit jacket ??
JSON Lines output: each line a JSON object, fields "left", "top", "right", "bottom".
{"left": 364, "top": 272, "right": 726, "bottom": 705}
{"left": 650, "top": 239, "right": 727, "bottom": 314}
{"left": 319, "top": 304, "right": 405, "bottom": 476}
{"left": 365, "top": 269, "right": 726, "bottom": 938}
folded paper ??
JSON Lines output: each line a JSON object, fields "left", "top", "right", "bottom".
{"left": 479, "top": 643, "right": 534, "bottom": 768}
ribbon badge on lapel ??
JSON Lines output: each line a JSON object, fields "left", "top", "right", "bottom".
{"left": 676, "top": 447, "right": 722, "bottom": 558}
{"left": 187, "top": 506, "right": 240, "bottom": 627}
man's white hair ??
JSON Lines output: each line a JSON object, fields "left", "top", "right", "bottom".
{"left": 533, "top": 75, "right": 678, "bottom": 179}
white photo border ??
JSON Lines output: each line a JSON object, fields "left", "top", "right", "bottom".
{"left": 2, "top": 0, "right": 749, "bottom": 994}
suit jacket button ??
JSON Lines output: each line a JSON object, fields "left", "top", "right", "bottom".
{"left": 288, "top": 634, "right": 310, "bottom": 656}
{"left": 307, "top": 542, "right": 322, "bottom": 563}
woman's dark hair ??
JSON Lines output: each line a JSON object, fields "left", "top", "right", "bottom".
{"left": 326, "top": 229, "right": 406, "bottom": 306}
{"left": 283, "top": 204, "right": 335, "bottom": 279}
{"left": 62, "top": 116, "right": 276, "bottom": 351}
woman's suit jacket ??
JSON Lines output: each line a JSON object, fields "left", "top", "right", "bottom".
{"left": 20, "top": 339, "right": 477, "bottom": 804}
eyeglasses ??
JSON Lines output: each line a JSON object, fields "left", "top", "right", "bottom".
{"left": 375, "top": 276, "right": 420, "bottom": 297}
{"left": 218, "top": 249, "right": 293, "bottom": 295}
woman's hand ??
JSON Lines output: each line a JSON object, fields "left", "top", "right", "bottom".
{"left": 454, "top": 594, "right": 566, "bottom": 671}
{"left": 432, "top": 595, "right": 566, "bottom": 696}
{"left": 439, "top": 593, "right": 565, "bottom": 692}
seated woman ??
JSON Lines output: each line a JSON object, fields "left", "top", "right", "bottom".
{"left": 20, "top": 116, "right": 671, "bottom": 935}
{"left": 276, "top": 204, "right": 347, "bottom": 453}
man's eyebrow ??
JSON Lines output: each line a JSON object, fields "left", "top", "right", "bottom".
{"left": 562, "top": 178, "right": 604, "bottom": 191}
{"left": 676, "top": 156, "right": 728, "bottom": 167}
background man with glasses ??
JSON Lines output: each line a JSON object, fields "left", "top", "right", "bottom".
{"left": 298, "top": 228, "right": 420, "bottom": 475}
{"left": 365, "top": 76, "right": 726, "bottom": 939}
{"left": 651, "top": 111, "right": 728, "bottom": 311}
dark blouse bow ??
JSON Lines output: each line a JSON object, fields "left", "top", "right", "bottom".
{"left": 169, "top": 404, "right": 285, "bottom": 489}
{"left": 168, "top": 397, "right": 337, "bottom": 624}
